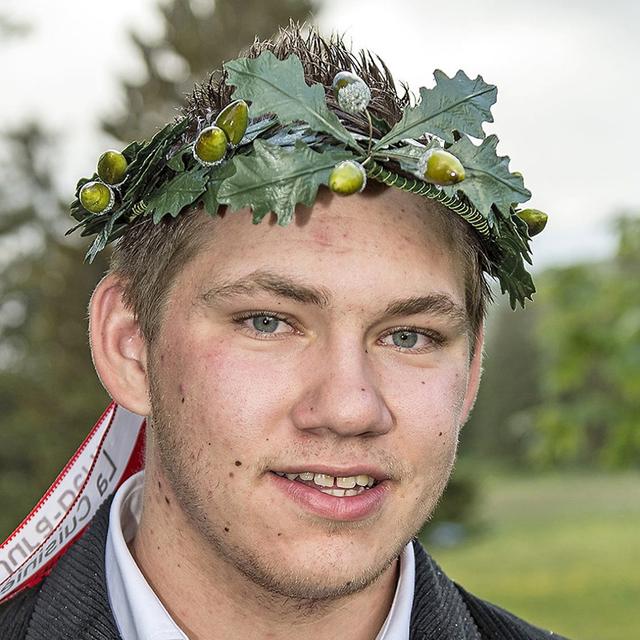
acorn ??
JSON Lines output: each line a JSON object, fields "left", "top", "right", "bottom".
{"left": 97, "top": 150, "right": 128, "bottom": 185}
{"left": 79, "top": 181, "right": 115, "bottom": 214}
{"left": 328, "top": 160, "right": 367, "bottom": 195}
{"left": 193, "top": 126, "right": 228, "bottom": 166}
{"left": 332, "top": 71, "right": 371, "bottom": 114}
{"left": 418, "top": 149, "right": 465, "bottom": 186}
{"left": 215, "top": 100, "right": 249, "bottom": 147}
{"left": 516, "top": 208, "right": 548, "bottom": 236}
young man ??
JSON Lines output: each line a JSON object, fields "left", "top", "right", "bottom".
{"left": 0, "top": 26, "right": 560, "bottom": 640}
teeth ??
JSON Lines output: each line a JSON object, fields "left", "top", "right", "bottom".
{"left": 336, "top": 476, "right": 357, "bottom": 489}
{"left": 314, "top": 473, "right": 335, "bottom": 487}
{"left": 344, "top": 489, "right": 359, "bottom": 497}
{"left": 275, "top": 471, "right": 378, "bottom": 489}
{"left": 320, "top": 488, "right": 345, "bottom": 497}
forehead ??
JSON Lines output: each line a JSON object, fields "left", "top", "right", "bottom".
{"left": 177, "top": 187, "right": 466, "bottom": 306}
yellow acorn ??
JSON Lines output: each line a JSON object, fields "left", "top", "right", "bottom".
{"left": 97, "top": 150, "right": 128, "bottom": 185}
{"left": 516, "top": 208, "right": 548, "bottom": 236}
{"left": 215, "top": 100, "right": 249, "bottom": 146}
{"left": 328, "top": 160, "right": 367, "bottom": 196}
{"left": 193, "top": 126, "right": 228, "bottom": 166}
{"left": 79, "top": 181, "right": 115, "bottom": 214}
{"left": 419, "top": 149, "right": 465, "bottom": 186}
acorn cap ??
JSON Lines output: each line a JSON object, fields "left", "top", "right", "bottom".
{"left": 215, "top": 100, "right": 249, "bottom": 147}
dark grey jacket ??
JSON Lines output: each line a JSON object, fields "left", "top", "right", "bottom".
{"left": 0, "top": 501, "right": 567, "bottom": 639}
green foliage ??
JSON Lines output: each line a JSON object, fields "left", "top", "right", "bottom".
{"left": 530, "top": 215, "right": 640, "bottom": 468}
{"left": 462, "top": 213, "right": 640, "bottom": 470}
{"left": 218, "top": 140, "right": 352, "bottom": 224}
{"left": 225, "top": 52, "right": 359, "bottom": 150}
{"left": 375, "top": 69, "right": 496, "bottom": 148}
{"left": 444, "top": 134, "right": 530, "bottom": 218}
{"left": 148, "top": 167, "right": 209, "bottom": 222}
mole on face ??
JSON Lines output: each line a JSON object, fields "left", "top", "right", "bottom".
{"left": 224, "top": 527, "right": 230, "bottom": 533}
{"left": 234, "top": 460, "right": 242, "bottom": 467}
{"left": 229, "top": 472, "right": 234, "bottom": 478}
{"left": 165, "top": 496, "right": 171, "bottom": 505}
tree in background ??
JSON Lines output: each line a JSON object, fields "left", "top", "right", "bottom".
{"left": 460, "top": 214, "right": 640, "bottom": 471}
{"left": 529, "top": 214, "right": 640, "bottom": 468}
{"left": 0, "top": 0, "right": 315, "bottom": 538}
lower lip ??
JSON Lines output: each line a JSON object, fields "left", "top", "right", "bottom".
{"left": 269, "top": 473, "right": 390, "bottom": 522}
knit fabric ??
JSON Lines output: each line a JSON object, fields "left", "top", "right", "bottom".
{"left": 0, "top": 501, "right": 568, "bottom": 640}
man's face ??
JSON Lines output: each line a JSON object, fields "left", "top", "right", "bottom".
{"left": 146, "top": 187, "right": 479, "bottom": 599}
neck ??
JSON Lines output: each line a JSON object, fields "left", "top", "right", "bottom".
{"left": 131, "top": 466, "right": 400, "bottom": 640}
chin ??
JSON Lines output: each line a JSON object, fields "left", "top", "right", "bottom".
{"left": 232, "top": 536, "right": 403, "bottom": 602}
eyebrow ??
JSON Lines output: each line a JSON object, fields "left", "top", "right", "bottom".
{"left": 382, "top": 295, "right": 469, "bottom": 333}
{"left": 198, "top": 270, "right": 468, "bottom": 330}
{"left": 198, "top": 270, "right": 332, "bottom": 308}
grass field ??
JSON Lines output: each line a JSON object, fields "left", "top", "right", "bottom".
{"left": 421, "top": 471, "right": 640, "bottom": 640}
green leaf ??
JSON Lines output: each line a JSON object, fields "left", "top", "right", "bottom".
{"left": 201, "top": 161, "right": 236, "bottom": 215}
{"left": 146, "top": 167, "right": 209, "bottom": 223}
{"left": 224, "top": 52, "right": 359, "bottom": 151}
{"left": 375, "top": 70, "right": 497, "bottom": 148}
{"left": 167, "top": 143, "right": 192, "bottom": 171}
{"left": 444, "top": 134, "right": 531, "bottom": 217}
{"left": 217, "top": 140, "right": 353, "bottom": 225}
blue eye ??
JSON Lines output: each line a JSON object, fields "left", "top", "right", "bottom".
{"left": 392, "top": 330, "right": 419, "bottom": 349}
{"left": 251, "top": 315, "right": 281, "bottom": 333}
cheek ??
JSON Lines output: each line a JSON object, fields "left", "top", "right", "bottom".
{"left": 157, "top": 334, "right": 297, "bottom": 453}
{"left": 385, "top": 364, "right": 468, "bottom": 466}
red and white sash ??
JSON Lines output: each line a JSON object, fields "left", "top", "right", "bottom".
{"left": 0, "top": 403, "right": 145, "bottom": 604}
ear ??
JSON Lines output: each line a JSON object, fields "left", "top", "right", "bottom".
{"left": 459, "top": 324, "right": 485, "bottom": 425}
{"left": 89, "top": 274, "right": 151, "bottom": 415}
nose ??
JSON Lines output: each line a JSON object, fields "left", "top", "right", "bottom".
{"left": 290, "top": 337, "right": 394, "bottom": 438}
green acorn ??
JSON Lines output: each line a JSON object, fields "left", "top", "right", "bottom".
{"left": 328, "top": 160, "right": 367, "bottom": 196}
{"left": 419, "top": 149, "right": 465, "bottom": 186}
{"left": 79, "top": 181, "right": 115, "bottom": 214}
{"left": 97, "top": 150, "right": 128, "bottom": 185}
{"left": 193, "top": 126, "right": 228, "bottom": 166}
{"left": 516, "top": 208, "right": 548, "bottom": 236}
{"left": 215, "top": 100, "right": 249, "bottom": 147}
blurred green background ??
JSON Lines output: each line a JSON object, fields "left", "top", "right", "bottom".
{"left": 1, "top": 2, "right": 638, "bottom": 638}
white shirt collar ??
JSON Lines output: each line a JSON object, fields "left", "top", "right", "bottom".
{"left": 105, "top": 471, "right": 414, "bottom": 640}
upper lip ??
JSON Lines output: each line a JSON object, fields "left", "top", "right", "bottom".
{"left": 270, "top": 465, "right": 390, "bottom": 482}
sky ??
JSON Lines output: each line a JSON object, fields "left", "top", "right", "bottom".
{"left": 2, "top": 0, "right": 639, "bottom": 270}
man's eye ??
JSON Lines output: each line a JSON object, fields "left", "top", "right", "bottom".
{"left": 381, "top": 329, "right": 442, "bottom": 351}
{"left": 392, "top": 330, "right": 419, "bottom": 349}
{"left": 251, "top": 315, "right": 283, "bottom": 333}
{"left": 234, "top": 313, "right": 295, "bottom": 336}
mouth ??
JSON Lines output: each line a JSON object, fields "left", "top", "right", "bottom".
{"left": 268, "top": 468, "right": 390, "bottom": 521}
{"left": 271, "top": 470, "right": 378, "bottom": 497}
